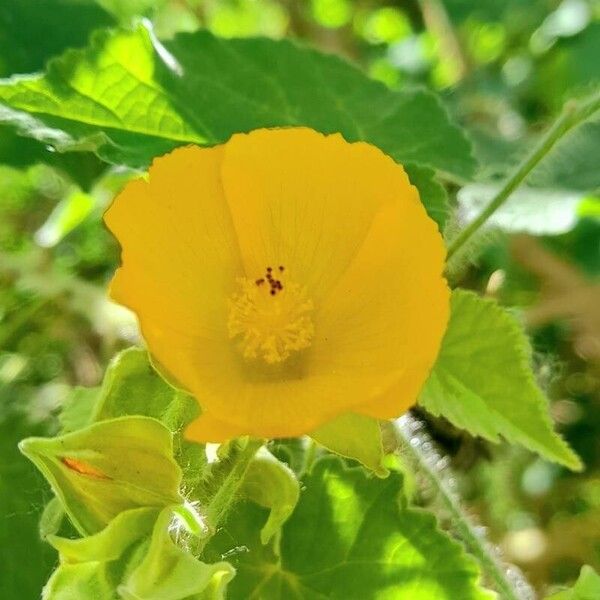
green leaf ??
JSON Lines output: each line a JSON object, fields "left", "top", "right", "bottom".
{"left": 193, "top": 438, "right": 263, "bottom": 535}
{"left": 42, "top": 562, "right": 118, "bottom": 600}
{"left": 240, "top": 447, "right": 300, "bottom": 544}
{"left": 205, "top": 457, "right": 493, "bottom": 599}
{"left": 95, "top": 0, "right": 165, "bottom": 24}
{"left": 39, "top": 497, "right": 65, "bottom": 541}
{"left": 0, "top": 0, "right": 113, "bottom": 77}
{"left": 405, "top": 163, "right": 450, "bottom": 230}
{"left": 310, "top": 412, "right": 388, "bottom": 476}
{"left": 57, "top": 347, "right": 208, "bottom": 503}
{"left": 0, "top": 25, "right": 476, "bottom": 181}
{"left": 119, "top": 507, "right": 234, "bottom": 600}
{"left": 0, "top": 386, "right": 57, "bottom": 600}
{"left": 34, "top": 189, "right": 95, "bottom": 247}
{"left": 419, "top": 289, "right": 581, "bottom": 470}
{"left": 44, "top": 506, "right": 233, "bottom": 600}
{"left": 458, "top": 183, "right": 582, "bottom": 235}
{"left": 20, "top": 416, "right": 184, "bottom": 535}
{"left": 92, "top": 347, "right": 199, "bottom": 432}
{"left": 547, "top": 566, "right": 600, "bottom": 600}
{"left": 59, "top": 386, "right": 100, "bottom": 434}
{"left": 47, "top": 507, "right": 158, "bottom": 563}
{"left": 529, "top": 112, "right": 600, "bottom": 193}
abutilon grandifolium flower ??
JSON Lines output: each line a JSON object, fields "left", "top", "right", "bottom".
{"left": 104, "top": 128, "right": 449, "bottom": 442}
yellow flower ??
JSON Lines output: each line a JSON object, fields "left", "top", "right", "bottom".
{"left": 104, "top": 128, "right": 449, "bottom": 442}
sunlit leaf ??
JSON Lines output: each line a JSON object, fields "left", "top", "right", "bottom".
{"left": 47, "top": 506, "right": 158, "bottom": 563}
{"left": 205, "top": 458, "right": 494, "bottom": 599}
{"left": 0, "top": 26, "right": 476, "bottom": 183}
{"left": 419, "top": 289, "right": 581, "bottom": 470}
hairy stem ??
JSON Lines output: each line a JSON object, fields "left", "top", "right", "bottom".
{"left": 447, "top": 90, "right": 600, "bottom": 262}
{"left": 197, "top": 438, "right": 262, "bottom": 550}
{"left": 393, "top": 415, "right": 533, "bottom": 600}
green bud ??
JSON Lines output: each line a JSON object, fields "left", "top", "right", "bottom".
{"left": 20, "top": 416, "right": 183, "bottom": 535}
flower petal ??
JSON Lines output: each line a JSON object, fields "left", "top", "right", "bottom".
{"left": 220, "top": 128, "right": 416, "bottom": 302}
{"left": 311, "top": 197, "right": 449, "bottom": 419}
{"left": 104, "top": 145, "right": 242, "bottom": 336}
{"left": 105, "top": 130, "right": 449, "bottom": 441}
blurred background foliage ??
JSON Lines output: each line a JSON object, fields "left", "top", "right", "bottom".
{"left": 0, "top": 0, "right": 598, "bottom": 598}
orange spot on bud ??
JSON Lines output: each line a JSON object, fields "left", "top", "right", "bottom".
{"left": 61, "top": 457, "right": 111, "bottom": 480}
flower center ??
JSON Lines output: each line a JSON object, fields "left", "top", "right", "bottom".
{"left": 227, "top": 266, "right": 314, "bottom": 364}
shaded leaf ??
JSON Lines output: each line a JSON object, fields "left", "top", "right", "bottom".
{"left": 405, "top": 163, "right": 450, "bottom": 230}
{"left": 0, "top": 0, "right": 112, "bottom": 77}
{"left": 39, "top": 497, "right": 65, "bottom": 541}
{"left": 59, "top": 386, "right": 99, "bottom": 434}
{"left": 419, "top": 289, "right": 581, "bottom": 470}
{"left": 458, "top": 184, "right": 582, "bottom": 235}
{"left": 529, "top": 112, "right": 600, "bottom": 193}
{"left": 58, "top": 347, "right": 205, "bottom": 483}
{"left": 0, "top": 387, "right": 56, "bottom": 600}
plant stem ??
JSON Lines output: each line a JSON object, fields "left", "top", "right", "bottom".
{"left": 393, "top": 416, "right": 532, "bottom": 600}
{"left": 199, "top": 438, "right": 262, "bottom": 545}
{"left": 418, "top": 0, "right": 468, "bottom": 82}
{"left": 301, "top": 438, "right": 319, "bottom": 476}
{"left": 447, "top": 90, "right": 600, "bottom": 262}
